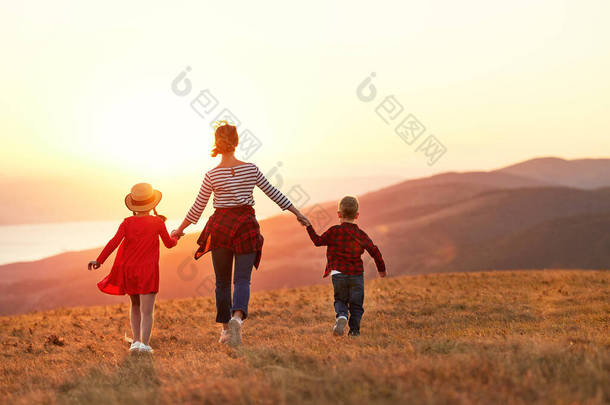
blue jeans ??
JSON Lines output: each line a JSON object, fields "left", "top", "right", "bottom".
{"left": 211, "top": 248, "right": 256, "bottom": 323}
{"left": 331, "top": 273, "right": 365, "bottom": 333}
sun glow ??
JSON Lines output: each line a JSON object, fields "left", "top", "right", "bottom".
{"left": 83, "top": 92, "right": 214, "bottom": 177}
{"left": 2, "top": 0, "right": 609, "bottom": 193}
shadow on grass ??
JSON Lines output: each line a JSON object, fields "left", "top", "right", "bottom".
{"left": 57, "top": 353, "right": 160, "bottom": 405}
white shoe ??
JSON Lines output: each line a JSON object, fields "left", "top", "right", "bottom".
{"left": 333, "top": 316, "right": 348, "bottom": 336}
{"left": 129, "top": 341, "right": 141, "bottom": 352}
{"left": 139, "top": 343, "right": 154, "bottom": 353}
{"left": 228, "top": 317, "right": 242, "bottom": 346}
{"left": 219, "top": 329, "right": 230, "bottom": 344}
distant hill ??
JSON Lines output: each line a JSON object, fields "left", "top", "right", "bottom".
{"left": 0, "top": 174, "right": 403, "bottom": 226}
{"left": 497, "top": 157, "right": 610, "bottom": 189}
{"left": 1, "top": 157, "right": 610, "bottom": 315}
{"left": 454, "top": 212, "right": 610, "bottom": 271}
{"left": 0, "top": 271, "right": 608, "bottom": 405}
{"left": 350, "top": 186, "right": 610, "bottom": 275}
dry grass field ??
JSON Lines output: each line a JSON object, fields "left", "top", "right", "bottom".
{"left": 1, "top": 270, "right": 608, "bottom": 405}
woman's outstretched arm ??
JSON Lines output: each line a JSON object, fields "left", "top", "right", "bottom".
{"left": 255, "top": 167, "right": 291, "bottom": 209}
{"left": 255, "top": 166, "right": 309, "bottom": 226}
{"left": 172, "top": 174, "right": 213, "bottom": 238}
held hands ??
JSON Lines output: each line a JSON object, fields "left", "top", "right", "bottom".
{"left": 88, "top": 260, "right": 100, "bottom": 271}
{"left": 171, "top": 229, "right": 185, "bottom": 240}
{"left": 296, "top": 212, "right": 311, "bottom": 227}
{"left": 287, "top": 205, "right": 310, "bottom": 227}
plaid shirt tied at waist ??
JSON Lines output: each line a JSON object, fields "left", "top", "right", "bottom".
{"left": 195, "top": 205, "right": 264, "bottom": 268}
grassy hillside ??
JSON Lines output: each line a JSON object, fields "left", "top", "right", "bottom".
{"left": 1, "top": 270, "right": 608, "bottom": 405}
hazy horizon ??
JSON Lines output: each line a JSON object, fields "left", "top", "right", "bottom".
{"left": 2, "top": 1, "right": 610, "bottom": 223}
{"left": 2, "top": 2, "right": 610, "bottom": 226}
{"left": 2, "top": 155, "right": 610, "bottom": 226}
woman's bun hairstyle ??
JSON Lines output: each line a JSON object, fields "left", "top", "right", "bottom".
{"left": 211, "top": 120, "right": 239, "bottom": 157}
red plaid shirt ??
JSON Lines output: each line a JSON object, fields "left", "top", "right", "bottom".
{"left": 195, "top": 205, "right": 264, "bottom": 268}
{"left": 306, "top": 222, "right": 386, "bottom": 278}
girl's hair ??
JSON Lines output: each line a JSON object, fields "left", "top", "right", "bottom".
{"left": 131, "top": 208, "right": 167, "bottom": 222}
{"left": 211, "top": 120, "right": 239, "bottom": 157}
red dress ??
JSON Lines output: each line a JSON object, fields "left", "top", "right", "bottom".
{"left": 96, "top": 215, "right": 177, "bottom": 295}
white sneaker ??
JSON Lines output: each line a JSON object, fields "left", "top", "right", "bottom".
{"left": 129, "top": 341, "right": 141, "bottom": 352}
{"left": 139, "top": 343, "right": 154, "bottom": 353}
{"left": 333, "top": 316, "right": 348, "bottom": 336}
{"left": 228, "top": 317, "right": 243, "bottom": 346}
{"left": 219, "top": 329, "right": 230, "bottom": 344}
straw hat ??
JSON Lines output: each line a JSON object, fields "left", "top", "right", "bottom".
{"left": 125, "top": 183, "right": 162, "bottom": 212}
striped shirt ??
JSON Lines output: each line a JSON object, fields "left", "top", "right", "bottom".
{"left": 185, "top": 163, "right": 292, "bottom": 224}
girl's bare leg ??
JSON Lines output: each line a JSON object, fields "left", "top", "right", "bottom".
{"left": 129, "top": 295, "right": 141, "bottom": 342}
{"left": 140, "top": 293, "right": 156, "bottom": 345}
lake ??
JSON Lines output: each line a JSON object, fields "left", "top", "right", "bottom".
{"left": 0, "top": 219, "right": 190, "bottom": 266}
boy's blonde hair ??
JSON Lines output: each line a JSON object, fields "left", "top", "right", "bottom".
{"left": 338, "top": 195, "right": 359, "bottom": 219}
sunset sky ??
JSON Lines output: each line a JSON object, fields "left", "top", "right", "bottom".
{"left": 1, "top": 0, "right": 609, "bottom": 223}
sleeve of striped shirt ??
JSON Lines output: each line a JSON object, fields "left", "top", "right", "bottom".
{"left": 185, "top": 173, "right": 213, "bottom": 224}
{"left": 255, "top": 166, "right": 292, "bottom": 210}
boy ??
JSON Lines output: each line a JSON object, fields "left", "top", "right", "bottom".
{"left": 304, "top": 196, "right": 386, "bottom": 336}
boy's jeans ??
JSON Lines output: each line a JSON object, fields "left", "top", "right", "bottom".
{"left": 331, "top": 273, "right": 365, "bottom": 333}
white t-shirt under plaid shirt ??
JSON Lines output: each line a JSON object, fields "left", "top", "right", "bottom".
{"left": 185, "top": 163, "right": 292, "bottom": 224}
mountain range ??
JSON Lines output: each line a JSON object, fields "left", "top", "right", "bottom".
{"left": 1, "top": 156, "right": 609, "bottom": 315}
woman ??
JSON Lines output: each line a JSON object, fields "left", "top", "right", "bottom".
{"left": 172, "top": 121, "right": 309, "bottom": 345}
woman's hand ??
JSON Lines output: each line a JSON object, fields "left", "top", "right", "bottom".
{"left": 287, "top": 205, "right": 310, "bottom": 227}
{"left": 171, "top": 229, "right": 185, "bottom": 240}
{"left": 172, "top": 219, "right": 191, "bottom": 240}
{"left": 88, "top": 260, "right": 100, "bottom": 270}
{"left": 296, "top": 212, "right": 311, "bottom": 227}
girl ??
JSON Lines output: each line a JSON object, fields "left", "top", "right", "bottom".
{"left": 88, "top": 182, "right": 178, "bottom": 353}
{"left": 171, "top": 120, "right": 309, "bottom": 346}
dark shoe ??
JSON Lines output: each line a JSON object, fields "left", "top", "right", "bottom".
{"left": 348, "top": 330, "right": 360, "bottom": 337}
